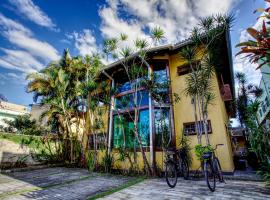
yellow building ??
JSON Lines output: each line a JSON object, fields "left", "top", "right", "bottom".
{"left": 94, "top": 30, "right": 235, "bottom": 173}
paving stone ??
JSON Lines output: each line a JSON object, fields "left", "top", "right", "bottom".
{"left": 100, "top": 178, "right": 270, "bottom": 200}
{"left": 1, "top": 167, "right": 270, "bottom": 199}
{"left": 0, "top": 167, "right": 134, "bottom": 200}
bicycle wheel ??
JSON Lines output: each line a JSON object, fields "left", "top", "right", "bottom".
{"left": 181, "top": 159, "right": 189, "bottom": 180}
{"left": 204, "top": 160, "right": 216, "bottom": 192}
{"left": 165, "top": 161, "right": 177, "bottom": 188}
{"left": 213, "top": 157, "right": 224, "bottom": 182}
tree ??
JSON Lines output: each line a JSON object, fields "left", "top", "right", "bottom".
{"left": 235, "top": 72, "right": 263, "bottom": 126}
{"left": 180, "top": 14, "right": 234, "bottom": 145}
{"left": 103, "top": 27, "right": 179, "bottom": 175}
{"left": 236, "top": 0, "right": 270, "bottom": 69}
{"left": 27, "top": 49, "right": 109, "bottom": 166}
{"left": 4, "top": 114, "right": 47, "bottom": 135}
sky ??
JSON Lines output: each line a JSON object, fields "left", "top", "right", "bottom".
{"left": 0, "top": 0, "right": 267, "bottom": 107}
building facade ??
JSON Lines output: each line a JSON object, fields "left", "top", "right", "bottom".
{"left": 257, "top": 65, "right": 270, "bottom": 129}
{"left": 0, "top": 101, "right": 29, "bottom": 130}
{"left": 93, "top": 31, "right": 235, "bottom": 173}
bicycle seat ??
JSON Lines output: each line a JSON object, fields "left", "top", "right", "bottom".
{"left": 202, "top": 152, "right": 212, "bottom": 159}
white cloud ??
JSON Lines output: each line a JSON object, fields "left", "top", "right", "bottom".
{"left": 8, "top": 0, "right": 57, "bottom": 31}
{"left": 69, "top": 29, "right": 98, "bottom": 56}
{"left": 99, "top": 0, "right": 240, "bottom": 45}
{"left": 0, "top": 48, "right": 43, "bottom": 73}
{"left": 0, "top": 72, "right": 27, "bottom": 85}
{"left": 0, "top": 13, "right": 60, "bottom": 75}
{"left": 99, "top": 5, "right": 147, "bottom": 47}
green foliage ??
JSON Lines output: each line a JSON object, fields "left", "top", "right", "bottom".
{"left": 236, "top": 3, "right": 270, "bottom": 69}
{"left": 0, "top": 132, "right": 61, "bottom": 164}
{"left": 151, "top": 26, "right": 165, "bottom": 45}
{"left": 180, "top": 14, "right": 234, "bottom": 145}
{"left": 257, "top": 162, "right": 270, "bottom": 185}
{"left": 102, "top": 152, "right": 114, "bottom": 173}
{"left": 180, "top": 132, "right": 192, "bottom": 166}
{"left": 4, "top": 114, "right": 47, "bottom": 136}
{"left": 194, "top": 144, "right": 213, "bottom": 161}
{"left": 86, "top": 151, "right": 95, "bottom": 171}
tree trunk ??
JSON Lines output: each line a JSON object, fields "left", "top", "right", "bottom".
{"left": 134, "top": 107, "right": 152, "bottom": 176}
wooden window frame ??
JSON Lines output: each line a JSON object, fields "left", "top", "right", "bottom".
{"left": 183, "top": 120, "right": 212, "bottom": 136}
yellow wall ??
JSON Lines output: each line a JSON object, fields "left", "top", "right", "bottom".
{"left": 168, "top": 53, "right": 234, "bottom": 173}
{"left": 93, "top": 51, "right": 235, "bottom": 173}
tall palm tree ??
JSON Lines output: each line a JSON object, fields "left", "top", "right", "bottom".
{"left": 180, "top": 14, "right": 234, "bottom": 145}
{"left": 235, "top": 72, "right": 263, "bottom": 126}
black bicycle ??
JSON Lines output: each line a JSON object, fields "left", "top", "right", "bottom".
{"left": 165, "top": 147, "right": 189, "bottom": 188}
{"left": 202, "top": 144, "right": 224, "bottom": 192}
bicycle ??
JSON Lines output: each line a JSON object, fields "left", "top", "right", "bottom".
{"left": 165, "top": 147, "right": 189, "bottom": 188}
{"left": 202, "top": 144, "right": 225, "bottom": 192}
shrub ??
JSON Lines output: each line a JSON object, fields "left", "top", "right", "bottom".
{"left": 102, "top": 152, "right": 114, "bottom": 173}
{"left": 194, "top": 144, "right": 213, "bottom": 161}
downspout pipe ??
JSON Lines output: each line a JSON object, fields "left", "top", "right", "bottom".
{"left": 101, "top": 70, "right": 114, "bottom": 153}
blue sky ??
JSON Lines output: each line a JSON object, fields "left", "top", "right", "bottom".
{"left": 0, "top": 0, "right": 266, "bottom": 106}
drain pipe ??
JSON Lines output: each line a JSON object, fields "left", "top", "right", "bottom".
{"left": 101, "top": 70, "right": 114, "bottom": 154}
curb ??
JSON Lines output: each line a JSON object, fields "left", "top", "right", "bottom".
{"left": 0, "top": 163, "right": 64, "bottom": 173}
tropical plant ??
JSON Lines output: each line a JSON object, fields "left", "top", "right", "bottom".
{"left": 194, "top": 144, "right": 213, "bottom": 161}
{"left": 26, "top": 50, "right": 110, "bottom": 165}
{"left": 103, "top": 26, "right": 180, "bottom": 176}
{"left": 102, "top": 151, "right": 114, "bottom": 173}
{"left": 235, "top": 72, "right": 263, "bottom": 126}
{"left": 236, "top": 0, "right": 270, "bottom": 69}
{"left": 4, "top": 114, "right": 47, "bottom": 135}
{"left": 180, "top": 14, "right": 234, "bottom": 145}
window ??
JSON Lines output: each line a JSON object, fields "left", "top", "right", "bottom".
{"left": 262, "top": 103, "right": 266, "bottom": 112}
{"left": 266, "top": 97, "right": 270, "bottom": 107}
{"left": 115, "top": 91, "right": 149, "bottom": 110}
{"left": 88, "top": 133, "right": 106, "bottom": 150}
{"left": 259, "top": 109, "right": 263, "bottom": 117}
{"left": 153, "top": 64, "right": 170, "bottom": 104}
{"left": 113, "top": 109, "right": 149, "bottom": 148}
{"left": 154, "top": 108, "right": 171, "bottom": 148}
{"left": 183, "top": 120, "right": 212, "bottom": 136}
{"left": 177, "top": 63, "right": 199, "bottom": 76}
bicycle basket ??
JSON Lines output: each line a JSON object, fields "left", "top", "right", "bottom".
{"left": 202, "top": 151, "right": 212, "bottom": 159}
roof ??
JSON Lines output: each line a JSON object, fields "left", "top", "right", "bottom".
{"left": 100, "top": 30, "right": 235, "bottom": 99}
{"left": 101, "top": 38, "right": 194, "bottom": 72}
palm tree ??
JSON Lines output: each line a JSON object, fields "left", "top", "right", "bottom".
{"left": 180, "top": 14, "right": 234, "bottom": 146}
{"left": 235, "top": 72, "right": 263, "bottom": 126}
{"left": 103, "top": 26, "right": 168, "bottom": 176}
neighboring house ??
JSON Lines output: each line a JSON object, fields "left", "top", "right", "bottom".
{"left": 0, "top": 101, "right": 29, "bottom": 129}
{"left": 256, "top": 65, "right": 270, "bottom": 129}
{"left": 90, "top": 30, "right": 235, "bottom": 173}
{"left": 30, "top": 104, "right": 49, "bottom": 126}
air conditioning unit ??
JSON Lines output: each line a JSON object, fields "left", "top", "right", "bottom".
{"left": 221, "top": 84, "right": 233, "bottom": 101}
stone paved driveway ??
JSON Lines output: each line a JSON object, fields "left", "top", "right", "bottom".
{"left": 101, "top": 178, "right": 270, "bottom": 200}
{"left": 0, "top": 167, "right": 134, "bottom": 200}
{"left": 1, "top": 167, "right": 270, "bottom": 200}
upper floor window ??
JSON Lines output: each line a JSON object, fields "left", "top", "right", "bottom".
{"left": 265, "top": 97, "right": 270, "bottom": 107}
{"left": 183, "top": 120, "right": 212, "bottom": 136}
{"left": 259, "top": 109, "right": 263, "bottom": 117}
{"left": 152, "top": 63, "right": 170, "bottom": 104}
{"left": 262, "top": 102, "right": 266, "bottom": 112}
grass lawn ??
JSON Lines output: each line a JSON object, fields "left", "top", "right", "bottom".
{"left": 0, "top": 132, "right": 55, "bottom": 153}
